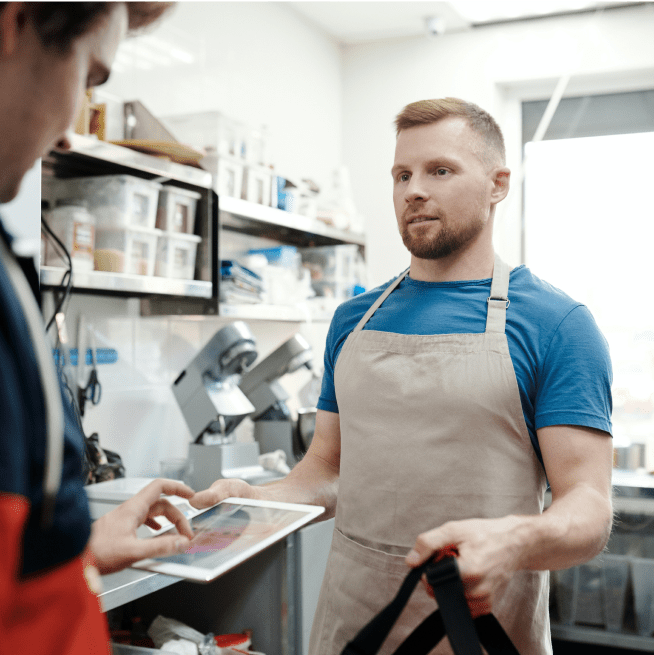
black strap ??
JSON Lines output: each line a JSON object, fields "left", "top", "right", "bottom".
{"left": 341, "top": 556, "right": 521, "bottom": 655}
{"left": 426, "top": 556, "right": 484, "bottom": 655}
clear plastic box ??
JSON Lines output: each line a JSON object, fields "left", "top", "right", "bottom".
{"left": 552, "top": 567, "right": 577, "bottom": 625}
{"left": 574, "top": 558, "right": 605, "bottom": 627}
{"left": 631, "top": 557, "right": 654, "bottom": 636}
{"left": 244, "top": 165, "right": 273, "bottom": 206}
{"left": 156, "top": 185, "right": 201, "bottom": 234}
{"left": 300, "top": 244, "right": 363, "bottom": 301}
{"left": 156, "top": 232, "right": 201, "bottom": 279}
{"left": 601, "top": 554, "right": 630, "bottom": 631}
{"left": 202, "top": 151, "right": 245, "bottom": 199}
{"left": 50, "top": 175, "right": 161, "bottom": 229}
{"left": 163, "top": 111, "right": 247, "bottom": 159}
{"left": 94, "top": 225, "right": 161, "bottom": 276}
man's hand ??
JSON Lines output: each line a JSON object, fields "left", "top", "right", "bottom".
{"left": 189, "top": 477, "right": 262, "bottom": 510}
{"left": 405, "top": 515, "right": 524, "bottom": 618}
{"left": 89, "top": 479, "right": 195, "bottom": 575}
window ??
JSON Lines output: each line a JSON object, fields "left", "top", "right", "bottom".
{"left": 523, "top": 91, "right": 654, "bottom": 465}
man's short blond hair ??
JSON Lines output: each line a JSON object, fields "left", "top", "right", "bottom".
{"left": 394, "top": 98, "right": 506, "bottom": 167}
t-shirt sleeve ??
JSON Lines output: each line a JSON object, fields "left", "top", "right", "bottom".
{"left": 535, "top": 305, "right": 613, "bottom": 435}
{"left": 317, "top": 310, "right": 342, "bottom": 413}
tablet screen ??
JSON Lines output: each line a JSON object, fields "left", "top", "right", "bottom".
{"left": 131, "top": 498, "right": 324, "bottom": 582}
{"left": 160, "top": 502, "right": 305, "bottom": 568}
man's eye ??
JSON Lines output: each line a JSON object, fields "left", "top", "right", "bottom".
{"left": 436, "top": 169, "right": 448, "bottom": 176}
{"left": 399, "top": 173, "right": 410, "bottom": 182}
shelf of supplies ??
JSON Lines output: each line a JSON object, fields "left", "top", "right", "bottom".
{"left": 43, "top": 134, "right": 212, "bottom": 189}
{"left": 551, "top": 623, "right": 654, "bottom": 651}
{"left": 218, "top": 302, "right": 334, "bottom": 322}
{"left": 218, "top": 195, "right": 365, "bottom": 247}
{"left": 40, "top": 266, "right": 213, "bottom": 299}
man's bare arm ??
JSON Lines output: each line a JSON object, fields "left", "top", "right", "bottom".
{"left": 190, "top": 409, "right": 341, "bottom": 517}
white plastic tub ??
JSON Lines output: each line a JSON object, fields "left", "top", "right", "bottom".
{"left": 94, "top": 225, "right": 161, "bottom": 276}
{"left": 244, "top": 165, "right": 272, "bottom": 206}
{"left": 50, "top": 174, "right": 161, "bottom": 229}
{"left": 155, "top": 232, "right": 201, "bottom": 279}
{"left": 156, "top": 186, "right": 201, "bottom": 234}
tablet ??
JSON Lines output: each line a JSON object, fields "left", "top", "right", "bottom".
{"left": 131, "top": 497, "right": 325, "bottom": 582}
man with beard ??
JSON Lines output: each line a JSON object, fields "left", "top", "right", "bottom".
{"left": 192, "top": 98, "right": 614, "bottom": 654}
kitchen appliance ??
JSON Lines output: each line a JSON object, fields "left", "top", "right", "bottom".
{"left": 238, "top": 334, "right": 313, "bottom": 467}
{"left": 171, "top": 321, "right": 278, "bottom": 490}
{"left": 294, "top": 407, "right": 317, "bottom": 456}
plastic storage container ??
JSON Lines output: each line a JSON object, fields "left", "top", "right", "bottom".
{"left": 552, "top": 566, "right": 577, "bottom": 625}
{"left": 301, "top": 244, "right": 363, "bottom": 300}
{"left": 155, "top": 232, "right": 201, "bottom": 279}
{"left": 244, "top": 165, "right": 272, "bottom": 206}
{"left": 156, "top": 186, "right": 201, "bottom": 234}
{"left": 94, "top": 225, "right": 160, "bottom": 276}
{"left": 50, "top": 175, "right": 161, "bottom": 229}
{"left": 574, "top": 557, "right": 605, "bottom": 627}
{"left": 44, "top": 199, "right": 95, "bottom": 272}
{"left": 201, "top": 149, "right": 245, "bottom": 199}
{"left": 631, "top": 557, "right": 654, "bottom": 636}
{"left": 601, "top": 554, "right": 630, "bottom": 631}
{"left": 163, "top": 110, "right": 247, "bottom": 159}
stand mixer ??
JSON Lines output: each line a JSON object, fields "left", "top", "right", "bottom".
{"left": 239, "top": 333, "right": 313, "bottom": 467}
{"left": 171, "top": 322, "right": 313, "bottom": 490}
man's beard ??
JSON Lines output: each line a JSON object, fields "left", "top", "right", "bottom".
{"left": 399, "top": 215, "right": 485, "bottom": 260}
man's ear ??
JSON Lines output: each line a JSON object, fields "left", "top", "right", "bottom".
{"left": 490, "top": 167, "right": 511, "bottom": 204}
{"left": 0, "top": 2, "right": 26, "bottom": 57}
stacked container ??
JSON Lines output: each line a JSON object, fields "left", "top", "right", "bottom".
{"left": 155, "top": 185, "right": 201, "bottom": 280}
{"left": 48, "top": 174, "right": 163, "bottom": 276}
{"left": 163, "top": 111, "right": 272, "bottom": 205}
{"left": 300, "top": 244, "right": 365, "bottom": 301}
{"left": 44, "top": 199, "right": 96, "bottom": 272}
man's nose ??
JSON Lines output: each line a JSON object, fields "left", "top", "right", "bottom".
{"left": 404, "top": 175, "right": 428, "bottom": 202}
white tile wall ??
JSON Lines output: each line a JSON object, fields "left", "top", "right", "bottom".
{"left": 65, "top": 299, "right": 329, "bottom": 479}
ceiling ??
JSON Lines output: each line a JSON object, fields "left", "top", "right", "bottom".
{"left": 287, "top": 1, "right": 647, "bottom": 44}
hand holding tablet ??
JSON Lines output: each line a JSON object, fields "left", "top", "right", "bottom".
{"left": 131, "top": 498, "right": 324, "bottom": 582}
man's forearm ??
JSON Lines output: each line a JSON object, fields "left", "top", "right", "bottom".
{"left": 513, "top": 483, "right": 613, "bottom": 572}
{"left": 259, "top": 450, "right": 339, "bottom": 518}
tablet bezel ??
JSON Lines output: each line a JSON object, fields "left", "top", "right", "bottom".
{"left": 131, "top": 497, "right": 325, "bottom": 582}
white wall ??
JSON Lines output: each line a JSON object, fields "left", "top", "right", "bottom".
{"left": 103, "top": 1, "right": 343, "bottom": 196}
{"left": 340, "top": 4, "right": 654, "bottom": 286}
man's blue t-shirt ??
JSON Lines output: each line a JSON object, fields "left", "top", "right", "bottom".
{"left": 317, "top": 265, "right": 613, "bottom": 464}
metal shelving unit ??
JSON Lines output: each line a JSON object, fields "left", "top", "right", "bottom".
{"left": 41, "top": 265, "right": 212, "bottom": 298}
{"left": 41, "top": 134, "right": 215, "bottom": 302}
{"left": 219, "top": 195, "right": 365, "bottom": 248}
{"left": 41, "top": 135, "right": 364, "bottom": 322}
{"left": 549, "top": 471, "right": 654, "bottom": 652}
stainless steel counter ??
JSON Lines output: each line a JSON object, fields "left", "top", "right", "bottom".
{"left": 100, "top": 567, "right": 182, "bottom": 612}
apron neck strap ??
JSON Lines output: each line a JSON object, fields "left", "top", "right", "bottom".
{"left": 485, "top": 253, "right": 512, "bottom": 334}
{"left": 353, "top": 268, "right": 409, "bottom": 333}
{"left": 354, "top": 253, "right": 512, "bottom": 335}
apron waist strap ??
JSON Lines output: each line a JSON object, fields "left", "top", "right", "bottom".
{"left": 341, "top": 555, "right": 520, "bottom": 655}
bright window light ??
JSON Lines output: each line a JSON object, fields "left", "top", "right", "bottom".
{"left": 524, "top": 133, "right": 654, "bottom": 455}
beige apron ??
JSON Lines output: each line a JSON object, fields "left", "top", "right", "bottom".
{"left": 309, "top": 254, "right": 551, "bottom": 655}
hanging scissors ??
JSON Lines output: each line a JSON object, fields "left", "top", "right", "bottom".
{"left": 78, "top": 326, "right": 101, "bottom": 416}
